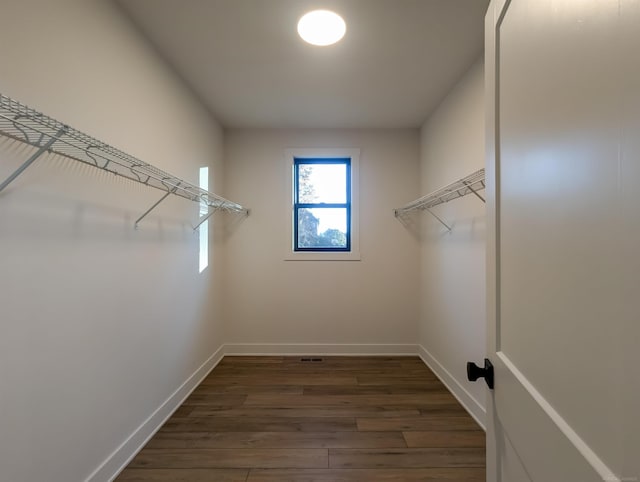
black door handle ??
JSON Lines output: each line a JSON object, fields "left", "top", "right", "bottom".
{"left": 467, "top": 358, "right": 494, "bottom": 389}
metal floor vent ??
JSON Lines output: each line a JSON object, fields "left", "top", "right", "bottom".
{"left": 300, "top": 357, "right": 324, "bottom": 362}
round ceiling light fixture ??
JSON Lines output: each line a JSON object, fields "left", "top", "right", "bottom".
{"left": 297, "top": 10, "right": 346, "bottom": 46}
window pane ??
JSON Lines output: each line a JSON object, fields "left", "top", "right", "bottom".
{"left": 297, "top": 163, "right": 347, "bottom": 203}
{"left": 297, "top": 208, "right": 348, "bottom": 249}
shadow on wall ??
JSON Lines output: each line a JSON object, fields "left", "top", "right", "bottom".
{"left": 395, "top": 209, "right": 486, "bottom": 243}
{"left": 395, "top": 210, "right": 422, "bottom": 240}
{"left": 0, "top": 138, "right": 227, "bottom": 243}
{"left": 0, "top": 190, "right": 198, "bottom": 244}
{"left": 212, "top": 210, "right": 249, "bottom": 244}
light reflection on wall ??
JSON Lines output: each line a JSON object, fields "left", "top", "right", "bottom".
{"left": 199, "top": 166, "right": 209, "bottom": 273}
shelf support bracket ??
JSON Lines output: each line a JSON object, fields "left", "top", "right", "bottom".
{"left": 193, "top": 207, "right": 218, "bottom": 231}
{"left": 0, "top": 127, "right": 67, "bottom": 193}
{"left": 425, "top": 208, "right": 452, "bottom": 231}
{"left": 134, "top": 185, "right": 179, "bottom": 229}
{"left": 463, "top": 181, "right": 486, "bottom": 203}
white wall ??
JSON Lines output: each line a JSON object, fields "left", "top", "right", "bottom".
{"left": 0, "top": 1, "right": 227, "bottom": 481}
{"left": 223, "top": 129, "right": 420, "bottom": 352}
{"left": 417, "top": 59, "right": 486, "bottom": 425}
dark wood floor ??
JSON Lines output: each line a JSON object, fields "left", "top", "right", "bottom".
{"left": 116, "top": 356, "right": 485, "bottom": 481}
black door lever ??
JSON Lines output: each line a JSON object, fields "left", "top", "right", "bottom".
{"left": 467, "top": 358, "right": 494, "bottom": 389}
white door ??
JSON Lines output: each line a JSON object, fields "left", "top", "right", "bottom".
{"left": 484, "top": 1, "right": 640, "bottom": 481}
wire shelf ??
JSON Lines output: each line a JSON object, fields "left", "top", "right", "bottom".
{"left": 394, "top": 168, "right": 485, "bottom": 230}
{"left": 0, "top": 93, "right": 248, "bottom": 225}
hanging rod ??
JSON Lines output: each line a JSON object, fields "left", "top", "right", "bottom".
{"left": 0, "top": 93, "right": 249, "bottom": 228}
{"left": 394, "top": 168, "right": 485, "bottom": 231}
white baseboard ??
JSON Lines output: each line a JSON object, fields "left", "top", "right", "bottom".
{"left": 86, "top": 345, "right": 226, "bottom": 482}
{"left": 417, "top": 344, "right": 486, "bottom": 430}
{"left": 223, "top": 343, "right": 419, "bottom": 356}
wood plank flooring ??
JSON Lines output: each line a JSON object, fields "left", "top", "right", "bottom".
{"left": 116, "top": 356, "right": 485, "bottom": 481}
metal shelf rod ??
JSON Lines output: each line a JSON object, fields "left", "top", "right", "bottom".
{"left": 135, "top": 187, "right": 177, "bottom": 229}
{"left": 394, "top": 168, "right": 485, "bottom": 229}
{"left": 463, "top": 179, "right": 485, "bottom": 203}
{"left": 425, "top": 207, "right": 452, "bottom": 231}
{"left": 0, "top": 93, "right": 249, "bottom": 228}
{"left": 193, "top": 207, "right": 218, "bottom": 231}
{"left": 0, "top": 127, "right": 67, "bottom": 193}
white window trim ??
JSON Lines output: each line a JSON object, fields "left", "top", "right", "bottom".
{"left": 284, "top": 148, "right": 360, "bottom": 261}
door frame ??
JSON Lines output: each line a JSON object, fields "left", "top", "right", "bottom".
{"left": 484, "top": 1, "right": 506, "bottom": 478}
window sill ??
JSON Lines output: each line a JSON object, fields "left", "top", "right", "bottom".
{"left": 284, "top": 250, "right": 361, "bottom": 261}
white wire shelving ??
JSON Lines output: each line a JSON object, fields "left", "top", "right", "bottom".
{"left": 0, "top": 93, "right": 248, "bottom": 229}
{"left": 394, "top": 168, "right": 485, "bottom": 231}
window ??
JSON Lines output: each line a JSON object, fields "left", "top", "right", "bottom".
{"left": 294, "top": 158, "right": 351, "bottom": 251}
{"left": 285, "top": 148, "right": 360, "bottom": 261}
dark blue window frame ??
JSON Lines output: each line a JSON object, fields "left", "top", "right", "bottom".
{"left": 294, "top": 157, "right": 351, "bottom": 252}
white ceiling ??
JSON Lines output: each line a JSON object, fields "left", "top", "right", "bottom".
{"left": 115, "top": 0, "right": 488, "bottom": 129}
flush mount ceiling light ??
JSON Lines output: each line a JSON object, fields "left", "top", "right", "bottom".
{"left": 297, "top": 10, "right": 346, "bottom": 46}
